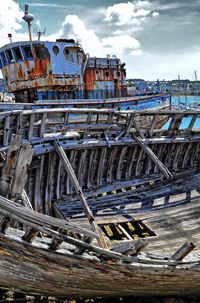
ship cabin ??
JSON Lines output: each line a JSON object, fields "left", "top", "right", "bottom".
{"left": 84, "top": 57, "right": 127, "bottom": 99}
{"left": 0, "top": 39, "right": 85, "bottom": 102}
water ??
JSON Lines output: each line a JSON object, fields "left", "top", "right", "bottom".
{"left": 162, "top": 95, "right": 200, "bottom": 130}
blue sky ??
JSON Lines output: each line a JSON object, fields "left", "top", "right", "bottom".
{"left": 1, "top": 0, "right": 200, "bottom": 80}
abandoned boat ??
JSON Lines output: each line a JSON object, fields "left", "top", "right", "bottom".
{"left": 0, "top": 107, "right": 199, "bottom": 298}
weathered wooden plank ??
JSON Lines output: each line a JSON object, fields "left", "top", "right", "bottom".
{"left": 111, "top": 239, "right": 148, "bottom": 256}
{"left": 133, "top": 135, "right": 172, "bottom": 179}
{"left": 10, "top": 141, "right": 33, "bottom": 196}
{"left": 171, "top": 242, "right": 196, "bottom": 261}
{"left": 40, "top": 112, "right": 47, "bottom": 137}
{"left": 28, "top": 113, "right": 35, "bottom": 141}
{"left": 3, "top": 116, "right": 10, "bottom": 147}
{"left": 53, "top": 140, "right": 106, "bottom": 248}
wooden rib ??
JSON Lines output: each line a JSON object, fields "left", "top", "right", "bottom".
{"left": 116, "top": 146, "right": 128, "bottom": 180}
{"left": 127, "top": 146, "right": 139, "bottom": 179}
{"left": 148, "top": 114, "right": 158, "bottom": 137}
{"left": 87, "top": 149, "right": 95, "bottom": 188}
{"left": 16, "top": 112, "right": 23, "bottom": 134}
{"left": 97, "top": 148, "right": 107, "bottom": 186}
{"left": 56, "top": 157, "right": 62, "bottom": 200}
{"left": 3, "top": 116, "right": 10, "bottom": 146}
{"left": 40, "top": 112, "right": 47, "bottom": 137}
{"left": 186, "top": 114, "right": 197, "bottom": 134}
{"left": 77, "top": 150, "right": 87, "bottom": 188}
{"left": 44, "top": 153, "right": 53, "bottom": 216}
{"left": 28, "top": 113, "right": 35, "bottom": 141}
{"left": 106, "top": 147, "right": 118, "bottom": 183}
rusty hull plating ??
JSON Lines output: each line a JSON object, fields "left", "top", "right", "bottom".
{"left": 0, "top": 39, "right": 127, "bottom": 102}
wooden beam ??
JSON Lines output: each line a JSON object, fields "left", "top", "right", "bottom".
{"left": 111, "top": 239, "right": 148, "bottom": 256}
{"left": 133, "top": 134, "right": 172, "bottom": 179}
{"left": 53, "top": 139, "right": 107, "bottom": 248}
{"left": 171, "top": 242, "right": 196, "bottom": 261}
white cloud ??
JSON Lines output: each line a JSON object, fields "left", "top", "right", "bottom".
{"left": 49, "top": 14, "right": 142, "bottom": 58}
{"left": 104, "top": 1, "right": 156, "bottom": 26}
{"left": 102, "top": 34, "right": 141, "bottom": 57}
{"left": 130, "top": 49, "right": 143, "bottom": 56}
{"left": 152, "top": 11, "right": 159, "bottom": 17}
{"left": 0, "top": 0, "right": 29, "bottom": 46}
{"left": 105, "top": 2, "right": 136, "bottom": 25}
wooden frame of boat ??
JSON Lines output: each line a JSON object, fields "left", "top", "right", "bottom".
{"left": 0, "top": 107, "right": 199, "bottom": 299}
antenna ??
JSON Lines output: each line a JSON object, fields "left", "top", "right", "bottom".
{"left": 34, "top": 27, "right": 46, "bottom": 41}
{"left": 8, "top": 33, "right": 12, "bottom": 43}
{"left": 23, "top": 4, "right": 34, "bottom": 41}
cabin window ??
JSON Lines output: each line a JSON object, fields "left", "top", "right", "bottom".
{"left": 33, "top": 44, "right": 50, "bottom": 60}
{"left": 13, "top": 47, "right": 23, "bottom": 61}
{"left": 117, "top": 71, "right": 121, "bottom": 77}
{"left": 22, "top": 45, "right": 33, "bottom": 60}
{"left": 0, "top": 52, "right": 7, "bottom": 66}
{"left": 53, "top": 45, "right": 59, "bottom": 55}
{"left": 105, "top": 71, "right": 110, "bottom": 78}
{"left": 5, "top": 49, "right": 14, "bottom": 63}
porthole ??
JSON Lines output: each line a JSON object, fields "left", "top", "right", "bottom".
{"left": 53, "top": 45, "right": 59, "bottom": 55}
{"left": 63, "top": 48, "right": 70, "bottom": 61}
{"left": 105, "top": 71, "right": 110, "bottom": 77}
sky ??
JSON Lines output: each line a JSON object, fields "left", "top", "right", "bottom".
{"left": 0, "top": 0, "right": 200, "bottom": 80}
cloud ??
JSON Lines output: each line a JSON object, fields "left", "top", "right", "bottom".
{"left": 130, "top": 49, "right": 143, "bottom": 56}
{"left": 104, "top": 1, "right": 156, "bottom": 26}
{"left": 152, "top": 11, "right": 159, "bottom": 17}
{"left": 0, "top": 0, "right": 30, "bottom": 46}
{"left": 52, "top": 14, "right": 142, "bottom": 58}
{"left": 102, "top": 34, "right": 141, "bottom": 57}
{"left": 0, "top": 1, "right": 23, "bottom": 34}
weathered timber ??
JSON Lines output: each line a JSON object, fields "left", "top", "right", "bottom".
{"left": 56, "top": 169, "right": 200, "bottom": 218}
{"left": 111, "top": 239, "right": 148, "bottom": 256}
{"left": 133, "top": 134, "right": 172, "bottom": 179}
{"left": 22, "top": 227, "right": 39, "bottom": 243}
{"left": 53, "top": 139, "right": 107, "bottom": 248}
{"left": 0, "top": 195, "right": 98, "bottom": 239}
{"left": 171, "top": 242, "right": 196, "bottom": 261}
{"left": 0, "top": 134, "right": 33, "bottom": 198}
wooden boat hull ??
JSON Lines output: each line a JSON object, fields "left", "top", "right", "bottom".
{"left": 0, "top": 232, "right": 199, "bottom": 298}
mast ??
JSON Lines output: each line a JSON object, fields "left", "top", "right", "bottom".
{"left": 178, "top": 73, "right": 181, "bottom": 109}
{"left": 23, "top": 4, "right": 34, "bottom": 41}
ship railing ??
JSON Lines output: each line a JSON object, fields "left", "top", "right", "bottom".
{"left": 0, "top": 108, "right": 199, "bottom": 149}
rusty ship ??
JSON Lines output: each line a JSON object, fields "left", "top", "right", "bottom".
{"left": 0, "top": 4, "right": 199, "bottom": 301}
{"left": 0, "top": 5, "right": 170, "bottom": 111}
